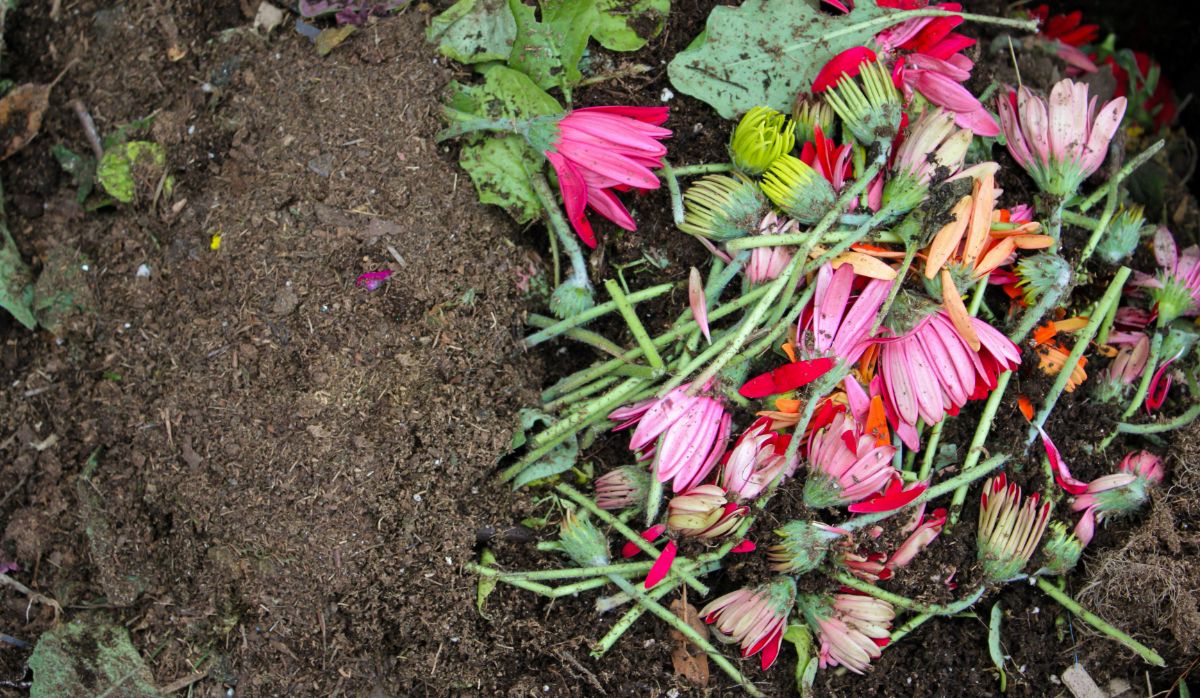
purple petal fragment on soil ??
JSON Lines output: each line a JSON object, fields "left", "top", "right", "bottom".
{"left": 356, "top": 269, "right": 393, "bottom": 291}
{"left": 299, "top": 1, "right": 409, "bottom": 25}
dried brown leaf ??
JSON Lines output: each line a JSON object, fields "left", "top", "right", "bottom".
{"left": 0, "top": 83, "right": 52, "bottom": 161}
{"left": 669, "top": 598, "right": 709, "bottom": 687}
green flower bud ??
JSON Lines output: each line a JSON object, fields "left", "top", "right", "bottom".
{"left": 730, "top": 106, "right": 797, "bottom": 177}
{"left": 760, "top": 155, "right": 836, "bottom": 224}
{"left": 678, "top": 174, "right": 766, "bottom": 241}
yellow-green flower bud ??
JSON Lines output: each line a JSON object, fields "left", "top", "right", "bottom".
{"left": 730, "top": 106, "right": 796, "bottom": 177}
{"left": 760, "top": 155, "right": 836, "bottom": 224}
{"left": 792, "top": 93, "right": 837, "bottom": 144}
{"left": 678, "top": 174, "right": 766, "bottom": 241}
{"left": 824, "top": 60, "right": 902, "bottom": 146}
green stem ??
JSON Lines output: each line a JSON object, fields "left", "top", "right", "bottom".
{"left": 605, "top": 280, "right": 666, "bottom": 372}
{"left": 1025, "top": 267, "right": 1131, "bottom": 446}
{"left": 591, "top": 560, "right": 722, "bottom": 656}
{"left": 1009, "top": 263, "right": 1073, "bottom": 345}
{"left": 1061, "top": 210, "right": 1100, "bottom": 230}
{"left": 1121, "top": 329, "right": 1163, "bottom": 420}
{"left": 555, "top": 483, "right": 709, "bottom": 595}
{"left": 841, "top": 454, "right": 1008, "bottom": 531}
{"left": 1075, "top": 185, "right": 1119, "bottom": 271}
{"left": 524, "top": 283, "right": 676, "bottom": 347}
{"left": 543, "top": 375, "right": 620, "bottom": 413}
{"left": 917, "top": 420, "right": 945, "bottom": 482}
{"left": 1095, "top": 285, "right": 1122, "bottom": 346}
{"left": 671, "top": 163, "right": 734, "bottom": 177}
{"left": 1077, "top": 139, "right": 1165, "bottom": 213}
{"left": 836, "top": 573, "right": 985, "bottom": 615}
{"left": 947, "top": 372, "right": 1013, "bottom": 525}
{"left": 872, "top": 244, "right": 918, "bottom": 334}
{"left": 790, "top": 10, "right": 1036, "bottom": 53}
{"left": 889, "top": 612, "right": 934, "bottom": 643}
{"left": 531, "top": 171, "right": 590, "bottom": 285}
{"left": 1035, "top": 577, "right": 1165, "bottom": 666}
{"left": 660, "top": 159, "right": 686, "bottom": 226}
{"left": 1046, "top": 198, "right": 1065, "bottom": 253}
{"left": 467, "top": 560, "right": 654, "bottom": 581}
{"left": 1116, "top": 402, "right": 1200, "bottom": 434}
{"left": 606, "top": 574, "right": 765, "bottom": 697}
{"left": 527, "top": 314, "right": 628, "bottom": 359}
{"left": 659, "top": 323, "right": 747, "bottom": 395}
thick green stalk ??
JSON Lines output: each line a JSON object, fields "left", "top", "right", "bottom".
{"left": 531, "top": 171, "right": 590, "bottom": 285}
{"left": 543, "top": 375, "right": 620, "bottom": 413}
{"left": 591, "top": 560, "right": 722, "bottom": 657}
{"left": 1075, "top": 185, "right": 1120, "bottom": 271}
{"left": 527, "top": 314, "right": 629, "bottom": 359}
{"left": 836, "top": 573, "right": 985, "bottom": 615}
{"left": 1077, "top": 139, "right": 1165, "bottom": 213}
{"left": 1116, "top": 402, "right": 1200, "bottom": 434}
{"left": 467, "top": 560, "right": 654, "bottom": 581}
{"left": 842, "top": 453, "right": 1007, "bottom": 532}
{"left": 1024, "top": 267, "right": 1131, "bottom": 446}
{"left": 524, "top": 283, "right": 676, "bottom": 347}
{"left": 947, "top": 372, "right": 1013, "bottom": 525}
{"left": 605, "top": 280, "right": 665, "bottom": 372}
{"left": 1035, "top": 577, "right": 1165, "bottom": 666}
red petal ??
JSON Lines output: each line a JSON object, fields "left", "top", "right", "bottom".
{"left": 849, "top": 481, "right": 926, "bottom": 513}
{"left": 739, "top": 358, "right": 837, "bottom": 399}
{"left": 813, "top": 47, "right": 877, "bottom": 93}
{"left": 1036, "top": 424, "right": 1087, "bottom": 495}
{"left": 760, "top": 627, "right": 785, "bottom": 670}
{"left": 731, "top": 539, "right": 756, "bottom": 553}
{"left": 645, "top": 541, "right": 677, "bottom": 589}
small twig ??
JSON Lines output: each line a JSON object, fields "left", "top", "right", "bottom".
{"left": 0, "top": 573, "right": 63, "bottom": 621}
{"left": 70, "top": 99, "right": 104, "bottom": 160}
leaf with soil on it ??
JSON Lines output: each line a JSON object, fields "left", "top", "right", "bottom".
{"left": 428, "top": 0, "right": 518, "bottom": 64}
{"left": 669, "top": 598, "right": 709, "bottom": 688}
{"left": 0, "top": 219, "right": 36, "bottom": 329}
{"left": 28, "top": 618, "right": 163, "bottom": 697}
{"left": 592, "top": 0, "right": 668, "bottom": 52}
{"left": 0, "top": 82, "right": 51, "bottom": 161}
{"left": 96, "top": 141, "right": 171, "bottom": 206}
{"left": 667, "top": 0, "right": 903, "bottom": 119}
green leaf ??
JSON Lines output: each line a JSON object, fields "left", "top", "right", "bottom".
{"left": 52, "top": 144, "right": 96, "bottom": 203}
{"left": 988, "top": 602, "right": 1007, "bottom": 692}
{"left": 592, "top": 0, "right": 668, "bottom": 51}
{"left": 99, "top": 114, "right": 156, "bottom": 150}
{"left": 783, "top": 624, "right": 817, "bottom": 698}
{"left": 97, "top": 141, "right": 167, "bottom": 204}
{"left": 0, "top": 223, "right": 35, "bottom": 329}
{"left": 428, "top": 0, "right": 517, "bottom": 64}
{"left": 447, "top": 65, "right": 561, "bottom": 224}
{"left": 29, "top": 618, "right": 163, "bottom": 698}
{"left": 511, "top": 433, "right": 579, "bottom": 488}
{"left": 508, "top": 0, "right": 596, "bottom": 94}
{"left": 667, "top": 0, "right": 903, "bottom": 119}
{"left": 476, "top": 548, "right": 499, "bottom": 618}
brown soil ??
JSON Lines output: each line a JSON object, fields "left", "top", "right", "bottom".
{"left": 1, "top": 1, "right": 1197, "bottom": 697}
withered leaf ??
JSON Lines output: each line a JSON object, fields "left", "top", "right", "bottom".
{"left": 0, "top": 83, "right": 52, "bottom": 160}
{"left": 669, "top": 598, "right": 709, "bottom": 687}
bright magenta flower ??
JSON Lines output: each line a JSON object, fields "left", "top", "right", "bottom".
{"left": 1059, "top": 451, "right": 1164, "bottom": 546}
{"left": 1131, "top": 227, "right": 1200, "bottom": 324}
{"left": 719, "top": 417, "right": 797, "bottom": 501}
{"left": 802, "top": 592, "right": 894, "bottom": 674}
{"left": 701, "top": 577, "right": 796, "bottom": 670}
{"left": 545, "top": 106, "right": 671, "bottom": 248}
{"left": 895, "top": 53, "right": 999, "bottom": 136}
{"left": 609, "top": 383, "right": 731, "bottom": 493}
{"left": 875, "top": 310, "right": 1020, "bottom": 448}
{"left": 997, "top": 79, "right": 1126, "bottom": 197}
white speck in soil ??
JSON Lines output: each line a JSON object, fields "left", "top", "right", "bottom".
{"left": 445, "top": 557, "right": 453, "bottom": 565}
{"left": 136, "top": 264, "right": 151, "bottom": 278}
{"left": 659, "top": 88, "right": 674, "bottom": 102}
{"left": 413, "top": 493, "right": 422, "bottom": 502}
{"left": 81, "top": 264, "right": 90, "bottom": 272}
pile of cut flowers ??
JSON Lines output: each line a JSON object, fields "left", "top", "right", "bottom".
{"left": 434, "top": 0, "right": 1197, "bottom": 692}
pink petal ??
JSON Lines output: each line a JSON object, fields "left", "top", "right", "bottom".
{"left": 546, "top": 151, "right": 597, "bottom": 248}
{"left": 1036, "top": 424, "right": 1088, "bottom": 495}
{"left": 689, "top": 267, "right": 711, "bottom": 344}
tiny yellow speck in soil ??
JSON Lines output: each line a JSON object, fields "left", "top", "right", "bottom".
{"left": 210, "top": 234, "right": 222, "bottom": 250}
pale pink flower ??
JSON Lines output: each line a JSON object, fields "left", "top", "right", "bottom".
{"left": 545, "top": 106, "right": 671, "bottom": 248}
{"left": 628, "top": 484, "right": 752, "bottom": 588}
{"left": 997, "top": 79, "right": 1126, "bottom": 196}
{"left": 594, "top": 466, "right": 649, "bottom": 511}
{"left": 804, "top": 412, "right": 896, "bottom": 510}
{"left": 719, "top": 417, "right": 797, "bottom": 501}
{"left": 608, "top": 383, "right": 731, "bottom": 493}
{"left": 896, "top": 54, "right": 999, "bottom": 136}
{"left": 803, "top": 592, "right": 895, "bottom": 674}
{"left": 701, "top": 577, "right": 796, "bottom": 670}
{"left": 1094, "top": 333, "right": 1150, "bottom": 404}
{"left": 875, "top": 310, "right": 1021, "bottom": 448}
{"left": 887, "top": 506, "right": 947, "bottom": 570}
{"left": 1068, "top": 451, "right": 1164, "bottom": 545}
{"left": 745, "top": 213, "right": 796, "bottom": 286}
{"left": 1130, "top": 227, "right": 1200, "bottom": 324}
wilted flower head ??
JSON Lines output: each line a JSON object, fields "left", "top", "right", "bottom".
{"left": 544, "top": 106, "right": 671, "bottom": 248}
{"left": 609, "top": 383, "right": 732, "bottom": 493}
{"left": 594, "top": 466, "right": 650, "bottom": 512}
{"left": 768, "top": 520, "right": 846, "bottom": 574}
{"left": 701, "top": 577, "right": 796, "bottom": 670}
{"left": 977, "top": 473, "right": 1052, "bottom": 582}
{"left": 1095, "top": 205, "right": 1147, "bottom": 266}
{"left": 801, "top": 592, "right": 895, "bottom": 674}
{"left": 730, "top": 106, "right": 796, "bottom": 177}
{"left": 804, "top": 411, "right": 896, "bottom": 509}
{"left": 678, "top": 174, "right": 766, "bottom": 241}
{"left": 719, "top": 417, "right": 797, "bottom": 501}
{"left": 997, "top": 79, "right": 1126, "bottom": 197}
{"left": 1094, "top": 333, "right": 1150, "bottom": 404}
{"left": 745, "top": 213, "right": 797, "bottom": 286}
{"left": 792, "top": 92, "right": 837, "bottom": 144}
{"left": 1036, "top": 521, "right": 1084, "bottom": 576}
{"left": 888, "top": 506, "right": 947, "bottom": 570}
{"left": 554, "top": 510, "right": 610, "bottom": 567}
{"left": 1027, "top": 4, "right": 1100, "bottom": 73}
{"left": 1069, "top": 451, "right": 1164, "bottom": 545}
{"left": 817, "top": 51, "right": 903, "bottom": 147}
{"left": 667, "top": 484, "right": 748, "bottom": 540}
{"left": 883, "top": 109, "right": 972, "bottom": 216}
{"left": 760, "top": 154, "right": 837, "bottom": 224}
{"left": 1130, "top": 227, "right": 1200, "bottom": 325}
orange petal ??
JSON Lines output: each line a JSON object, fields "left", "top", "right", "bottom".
{"left": 832, "top": 251, "right": 898, "bottom": 280}
{"left": 941, "top": 269, "right": 980, "bottom": 351}
{"left": 858, "top": 344, "right": 879, "bottom": 382}
{"left": 866, "top": 395, "right": 889, "bottom": 446}
{"left": 852, "top": 243, "right": 909, "bottom": 259}
{"left": 1009, "top": 234, "right": 1054, "bottom": 250}
{"left": 973, "top": 238, "right": 1017, "bottom": 277}
{"left": 1033, "top": 322, "right": 1058, "bottom": 346}
{"left": 1017, "top": 395, "right": 1034, "bottom": 421}
{"left": 1056, "top": 316, "right": 1089, "bottom": 333}
{"left": 963, "top": 172, "right": 995, "bottom": 268}
{"left": 924, "top": 194, "right": 972, "bottom": 278}
{"left": 1096, "top": 344, "right": 1118, "bottom": 358}
{"left": 782, "top": 341, "right": 798, "bottom": 364}
{"left": 774, "top": 398, "right": 801, "bottom": 413}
